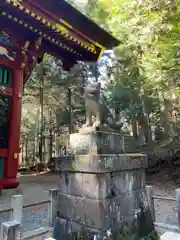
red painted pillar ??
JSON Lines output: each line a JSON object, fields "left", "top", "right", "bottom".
{"left": 4, "top": 67, "right": 23, "bottom": 188}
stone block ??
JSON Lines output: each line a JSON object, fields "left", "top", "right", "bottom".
{"left": 56, "top": 193, "right": 110, "bottom": 229}
{"left": 54, "top": 217, "right": 100, "bottom": 235}
{"left": 82, "top": 173, "right": 112, "bottom": 199}
{"left": 54, "top": 156, "right": 74, "bottom": 173}
{"left": 67, "top": 220, "right": 83, "bottom": 232}
{"left": 56, "top": 188, "right": 153, "bottom": 230}
{"left": 55, "top": 132, "right": 154, "bottom": 238}
{"left": 59, "top": 172, "right": 84, "bottom": 196}
{"left": 56, "top": 154, "right": 147, "bottom": 173}
{"left": 70, "top": 131, "right": 123, "bottom": 155}
{"left": 81, "top": 170, "right": 145, "bottom": 199}
{"left": 110, "top": 188, "right": 150, "bottom": 221}
{"left": 1, "top": 220, "right": 20, "bottom": 240}
{"left": 53, "top": 217, "right": 101, "bottom": 240}
{"left": 112, "top": 169, "right": 145, "bottom": 195}
{"left": 53, "top": 217, "right": 67, "bottom": 240}
{"left": 161, "top": 231, "right": 180, "bottom": 240}
{"left": 59, "top": 170, "right": 145, "bottom": 200}
{"left": 109, "top": 189, "right": 153, "bottom": 237}
{"left": 59, "top": 172, "right": 112, "bottom": 199}
{"left": 53, "top": 216, "right": 154, "bottom": 240}
{"left": 67, "top": 220, "right": 101, "bottom": 237}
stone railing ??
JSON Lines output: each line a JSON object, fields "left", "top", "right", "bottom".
{"left": 0, "top": 189, "right": 58, "bottom": 240}
{"left": 2, "top": 221, "right": 54, "bottom": 240}
{"left": 2, "top": 185, "right": 180, "bottom": 239}
{"left": 146, "top": 185, "right": 180, "bottom": 235}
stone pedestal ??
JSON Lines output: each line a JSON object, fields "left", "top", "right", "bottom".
{"left": 69, "top": 130, "right": 124, "bottom": 154}
{"left": 53, "top": 131, "right": 156, "bottom": 239}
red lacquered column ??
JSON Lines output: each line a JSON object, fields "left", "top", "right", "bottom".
{"left": 4, "top": 67, "right": 23, "bottom": 189}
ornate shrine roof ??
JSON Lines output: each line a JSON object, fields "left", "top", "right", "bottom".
{"left": 0, "top": 0, "right": 119, "bottom": 72}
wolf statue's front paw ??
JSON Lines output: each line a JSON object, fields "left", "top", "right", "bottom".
{"left": 93, "top": 121, "right": 101, "bottom": 129}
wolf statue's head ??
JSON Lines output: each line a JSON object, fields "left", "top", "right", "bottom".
{"left": 84, "top": 82, "right": 101, "bottom": 100}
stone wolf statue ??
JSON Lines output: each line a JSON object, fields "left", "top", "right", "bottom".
{"left": 84, "top": 81, "right": 101, "bottom": 128}
{"left": 84, "top": 81, "right": 123, "bottom": 131}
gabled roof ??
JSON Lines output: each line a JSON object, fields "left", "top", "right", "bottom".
{"left": 0, "top": 0, "right": 120, "bottom": 71}
{"left": 29, "top": 0, "right": 119, "bottom": 49}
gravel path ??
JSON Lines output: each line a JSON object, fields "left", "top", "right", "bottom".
{"left": 0, "top": 173, "right": 59, "bottom": 208}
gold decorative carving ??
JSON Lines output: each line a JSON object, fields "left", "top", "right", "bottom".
{"left": 21, "top": 41, "right": 30, "bottom": 55}
{"left": 59, "top": 19, "right": 72, "bottom": 29}
{"left": 20, "top": 62, "right": 25, "bottom": 68}
{"left": 35, "top": 37, "right": 42, "bottom": 51}
{"left": 4, "top": 1, "right": 105, "bottom": 58}
{"left": 55, "top": 24, "right": 68, "bottom": 36}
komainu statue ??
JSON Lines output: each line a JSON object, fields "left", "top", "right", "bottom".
{"left": 84, "top": 81, "right": 101, "bottom": 128}
{"left": 83, "top": 81, "right": 123, "bottom": 131}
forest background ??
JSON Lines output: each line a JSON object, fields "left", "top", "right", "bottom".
{"left": 20, "top": 0, "right": 180, "bottom": 169}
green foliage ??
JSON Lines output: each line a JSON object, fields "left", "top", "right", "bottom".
{"left": 21, "top": 56, "right": 88, "bottom": 165}
{"left": 76, "top": 0, "right": 180, "bottom": 147}
{"left": 22, "top": 0, "right": 180, "bottom": 165}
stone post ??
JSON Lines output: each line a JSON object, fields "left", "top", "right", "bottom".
{"left": 176, "top": 188, "right": 180, "bottom": 228}
{"left": 1, "top": 220, "right": 20, "bottom": 240}
{"left": 121, "top": 135, "right": 125, "bottom": 153}
{"left": 11, "top": 194, "right": 23, "bottom": 224}
{"left": 146, "top": 185, "right": 155, "bottom": 222}
{"left": 48, "top": 189, "right": 59, "bottom": 227}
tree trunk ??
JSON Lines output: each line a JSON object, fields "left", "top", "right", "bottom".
{"left": 160, "top": 99, "right": 172, "bottom": 138}
{"left": 115, "top": 107, "right": 120, "bottom": 122}
{"left": 132, "top": 118, "right": 138, "bottom": 140}
{"left": 49, "top": 107, "right": 53, "bottom": 159}
{"left": 25, "top": 137, "right": 28, "bottom": 166}
{"left": 68, "top": 88, "right": 72, "bottom": 134}
{"left": 138, "top": 116, "right": 151, "bottom": 143}
{"left": 39, "top": 63, "right": 44, "bottom": 164}
{"left": 21, "top": 140, "right": 24, "bottom": 167}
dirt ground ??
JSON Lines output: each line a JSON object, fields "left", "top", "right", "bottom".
{"left": 0, "top": 173, "right": 59, "bottom": 208}
{"left": 0, "top": 168, "right": 179, "bottom": 227}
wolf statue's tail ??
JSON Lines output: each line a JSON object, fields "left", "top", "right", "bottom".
{"left": 99, "top": 91, "right": 114, "bottom": 121}
{"left": 100, "top": 91, "right": 123, "bottom": 130}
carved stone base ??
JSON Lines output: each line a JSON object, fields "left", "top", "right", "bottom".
{"left": 53, "top": 154, "right": 155, "bottom": 239}
{"left": 53, "top": 132, "right": 155, "bottom": 239}
{"left": 70, "top": 130, "right": 124, "bottom": 154}
{"left": 78, "top": 124, "right": 114, "bottom": 135}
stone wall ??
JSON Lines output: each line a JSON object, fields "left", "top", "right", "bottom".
{"left": 53, "top": 131, "right": 155, "bottom": 239}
